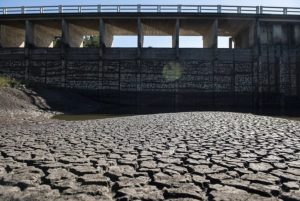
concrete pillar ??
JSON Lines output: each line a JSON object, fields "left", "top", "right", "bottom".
{"left": 33, "top": 21, "right": 61, "bottom": 48}
{"left": 294, "top": 25, "right": 300, "bottom": 46}
{"left": 203, "top": 19, "right": 218, "bottom": 48}
{"left": 100, "top": 19, "right": 113, "bottom": 48}
{"left": 62, "top": 19, "right": 69, "bottom": 48}
{"left": 172, "top": 19, "right": 180, "bottom": 48}
{"left": 0, "top": 22, "right": 25, "bottom": 47}
{"left": 248, "top": 21, "right": 256, "bottom": 47}
{"left": 25, "top": 20, "right": 34, "bottom": 48}
{"left": 273, "top": 24, "right": 283, "bottom": 45}
{"left": 234, "top": 29, "right": 249, "bottom": 48}
{"left": 0, "top": 25, "right": 2, "bottom": 47}
{"left": 137, "top": 18, "right": 144, "bottom": 49}
{"left": 259, "top": 23, "right": 271, "bottom": 45}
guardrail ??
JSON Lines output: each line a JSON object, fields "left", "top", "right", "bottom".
{"left": 0, "top": 5, "right": 300, "bottom": 15}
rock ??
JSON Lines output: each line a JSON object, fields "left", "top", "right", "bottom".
{"left": 140, "top": 160, "right": 157, "bottom": 169}
{"left": 192, "top": 165, "right": 227, "bottom": 175}
{"left": 117, "top": 185, "right": 164, "bottom": 200}
{"left": 1, "top": 166, "right": 44, "bottom": 188}
{"left": 164, "top": 183, "right": 206, "bottom": 200}
{"left": 282, "top": 181, "right": 299, "bottom": 190}
{"left": 249, "top": 162, "right": 273, "bottom": 172}
{"left": 210, "top": 185, "right": 278, "bottom": 201}
{"left": 241, "top": 172, "right": 280, "bottom": 185}
{"left": 153, "top": 172, "right": 191, "bottom": 187}
{"left": 70, "top": 166, "right": 98, "bottom": 175}
{"left": 79, "top": 174, "right": 110, "bottom": 186}
{"left": 116, "top": 176, "right": 150, "bottom": 188}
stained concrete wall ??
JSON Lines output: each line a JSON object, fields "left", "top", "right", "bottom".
{"left": 203, "top": 19, "right": 218, "bottom": 48}
{"left": 0, "top": 22, "right": 25, "bottom": 47}
{"left": 66, "top": 20, "right": 99, "bottom": 47}
{"left": 0, "top": 17, "right": 298, "bottom": 48}
{"left": 33, "top": 20, "right": 61, "bottom": 47}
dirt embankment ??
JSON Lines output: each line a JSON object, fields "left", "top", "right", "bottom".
{"left": 0, "top": 87, "right": 100, "bottom": 123}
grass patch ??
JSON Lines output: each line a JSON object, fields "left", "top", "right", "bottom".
{"left": 0, "top": 76, "right": 24, "bottom": 88}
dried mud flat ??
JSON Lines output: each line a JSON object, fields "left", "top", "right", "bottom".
{"left": 0, "top": 112, "right": 300, "bottom": 201}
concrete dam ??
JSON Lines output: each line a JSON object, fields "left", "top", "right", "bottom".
{"left": 0, "top": 5, "right": 300, "bottom": 113}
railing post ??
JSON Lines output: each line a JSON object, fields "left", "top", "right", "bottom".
{"left": 158, "top": 5, "right": 161, "bottom": 13}
{"left": 4, "top": 8, "right": 7, "bottom": 14}
{"left": 256, "top": 6, "right": 260, "bottom": 14}
{"left": 137, "top": 4, "right": 141, "bottom": 13}
{"left": 217, "top": 5, "right": 221, "bottom": 13}
{"left": 40, "top": 7, "right": 44, "bottom": 14}
{"left": 59, "top": 5, "right": 63, "bottom": 13}
{"left": 117, "top": 5, "right": 120, "bottom": 12}
{"left": 97, "top": 5, "right": 101, "bottom": 13}
{"left": 283, "top": 7, "right": 287, "bottom": 15}
{"left": 78, "top": 5, "right": 82, "bottom": 13}
{"left": 21, "top": 6, "right": 25, "bottom": 14}
{"left": 260, "top": 6, "right": 263, "bottom": 14}
{"left": 177, "top": 5, "right": 182, "bottom": 13}
{"left": 237, "top": 6, "right": 241, "bottom": 14}
{"left": 198, "top": 5, "right": 202, "bottom": 13}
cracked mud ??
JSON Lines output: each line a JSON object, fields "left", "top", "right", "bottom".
{"left": 0, "top": 112, "right": 300, "bottom": 200}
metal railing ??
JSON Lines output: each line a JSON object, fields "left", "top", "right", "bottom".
{"left": 0, "top": 5, "right": 300, "bottom": 15}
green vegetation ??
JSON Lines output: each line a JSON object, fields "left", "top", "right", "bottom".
{"left": 53, "top": 36, "right": 62, "bottom": 48}
{"left": 162, "top": 61, "right": 183, "bottom": 82}
{"left": 83, "top": 35, "right": 99, "bottom": 47}
{"left": 0, "top": 76, "right": 23, "bottom": 88}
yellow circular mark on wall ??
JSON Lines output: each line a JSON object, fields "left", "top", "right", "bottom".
{"left": 162, "top": 61, "right": 182, "bottom": 82}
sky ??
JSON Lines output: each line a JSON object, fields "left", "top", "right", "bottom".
{"left": 1, "top": 0, "right": 299, "bottom": 48}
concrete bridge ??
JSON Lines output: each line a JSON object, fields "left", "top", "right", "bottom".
{"left": 0, "top": 5, "right": 300, "bottom": 113}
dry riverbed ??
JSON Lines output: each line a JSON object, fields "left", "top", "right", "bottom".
{"left": 0, "top": 88, "right": 300, "bottom": 201}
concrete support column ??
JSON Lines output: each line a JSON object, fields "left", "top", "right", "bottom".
{"left": 137, "top": 18, "right": 144, "bottom": 49}
{"left": 294, "top": 25, "right": 300, "bottom": 46}
{"left": 100, "top": 19, "right": 113, "bottom": 48}
{"left": 249, "top": 21, "right": 256, "bottom": 47}
{"left": 0, "top": 25, "right": 2, "bottom": 47}
{"left": 273, "top": 24, "right": 283, "bottom": 45}
{"left": 203, "top": 19, "right": 218, "bottom": 48}
{"left": 172, "top": 19, "right": 180, "bottom": 49}
{"left": 25, "top": 20, "right": 34, "bottom": 48}
{"left": 62, "top": 19, "right": 69, "bottom": 48}
{"left": 234, "top": 29, "right": 249, "bottom": 48}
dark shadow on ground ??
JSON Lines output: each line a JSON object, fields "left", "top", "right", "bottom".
{"left": 24, "top": 85, "right": 300, "bottom": 121}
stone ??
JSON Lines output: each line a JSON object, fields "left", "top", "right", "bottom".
{"left": 70, "top": 166, "right": 98, "bottom": 175}
{"left": 116, "top": 176, "right": 150, "bottom": 188}
{"left": 210, "top": 185, "right": 278, "bottom": 201}
{"left": 164, "top": 183, "right": 206, "bottom": 200}
{"left": 282, "top": 182, "right": 299, "bottom": 190}
{"left": 79, "top": 174, "right": 110, "bottom": 186}
{"left": 248, "top": 162, "right": 273, "bottom": 172}
{"left": 117, "top": 186, "right": 164, "bottom": 200}
{"left": 241, "top": 172, "right": 280, "bottom": 185}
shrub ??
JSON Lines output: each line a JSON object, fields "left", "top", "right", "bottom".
{"left": 0, "top": 76, "right": 23, "bottom": 88}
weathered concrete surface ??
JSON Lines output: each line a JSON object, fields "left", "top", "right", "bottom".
{"left": 0, "top": 22, "right": 25, "bottom": 47}
{"left": 0, "top": 112, "right": 300, "bottom": 200}
{"left": 33, "top": 20, "right": 61, "bottom": 48}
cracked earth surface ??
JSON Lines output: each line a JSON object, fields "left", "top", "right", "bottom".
{"left": 0, "top": 112, "right": 300, "bottom": 201}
